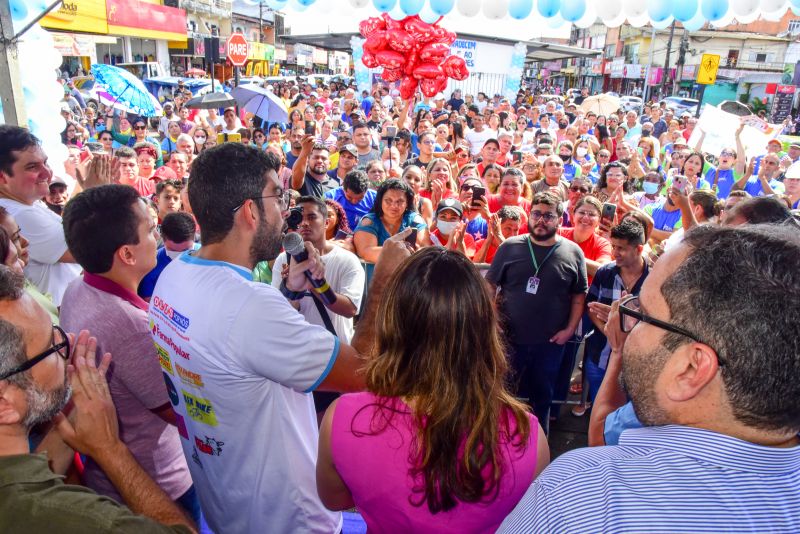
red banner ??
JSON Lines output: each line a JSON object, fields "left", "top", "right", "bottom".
{"left": 107, "top": 0, "right": 187, "bottom": 42}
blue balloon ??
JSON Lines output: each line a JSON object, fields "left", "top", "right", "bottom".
{"left": 508, "top": 0, "right": 533, "bottom": 19}
{"left": 683, "top": 8, "right": 706, "bottom": 29}
{"left": 700, "top": 0, "right": 727, "bottom": 21}
{"left": 297, "top": 0, "right": 316, "bottom": 5}
{"left": 399, "top": 0, "right": 424, "bottom": 15}
{"left": 419, "top": 2, "right": 440, "bottom": 22}
{"left": 266, "top": 0, "right": 288, "bottom": 9}
{"left": 673, "top": 0, "right": 698, "bottom": 21}
{"left": 560, "top": 0, "right": 585, "bottom": 21}
{"left": 537, "top": 0, "right": 560, "bottom": 18}
{"left": 288, "top": 0, "right": 309, "bottom": 10}
{"left": 373, "top": 0, "right": 397, "bottom": 11}
{"left": 649, "top": 0, "right": 673, "bottom": 21}
{"left": 430, "top": 0, "right": 455, "bottom": 15}
{"left": 9, "top": 0, "right": 28, "bottom": 21}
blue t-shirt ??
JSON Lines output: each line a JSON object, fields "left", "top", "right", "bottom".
{"left": 138, "top": 246, "right": 199, "bottom": 299}
{"left": 562, "top": 161, "right": 580, "bottom": 182}
{"left": 703, "top": 166, "right": 740, "bottom": 200}
{"left": 324, "top": 187, "right": 376, "bottom": 230}
{"left": 354, "top": 210, "right": 427, "bottom": 246}
{"left": 285, "top": 151, "right": 299, "bottom": 170}
{"left": 645, "top": 201, "right": 682, "bottom": 232}
{"left": 603, "top": 401, "right": 642, "bottom": 446}
{"left": 743, "top": 176, "right": 785, "bottom": 197}
{"left": 161, "top": 137, "right": 178, "bottom": 155}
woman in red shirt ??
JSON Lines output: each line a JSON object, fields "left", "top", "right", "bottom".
{"left": 557, "top": 195, "right": 612, "bottom": 285}
{"left": 488, "top": 167, "right": 531, "bottom": 234}
{"left": 420, "top": 157, "right": 457, "bottom": 208}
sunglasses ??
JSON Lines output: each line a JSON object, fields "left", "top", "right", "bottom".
{"left": 569, "top": 186, "right": 589, "bottom": 193}
{"left": 133, "top": 125, "right": 146, "bottom": 130}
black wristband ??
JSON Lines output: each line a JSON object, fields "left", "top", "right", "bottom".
{"left": 279, "top": 278, "right": 305, "bottom": 301}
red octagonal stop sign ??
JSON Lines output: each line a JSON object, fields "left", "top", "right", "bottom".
{"left": 226, "top": 33, "right": 249, "bottom": 67}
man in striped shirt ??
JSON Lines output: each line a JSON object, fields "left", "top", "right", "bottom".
{"left": 500, "top": 224, "right": 800, "bottom": 533}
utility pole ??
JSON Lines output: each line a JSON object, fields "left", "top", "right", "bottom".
{"left": 641, "top": 26, "right": 657, "bottom": 114}
{"left": 659, "top": 20, "right": 676, "bottom": 99}
{"left": 673, "top": 30, "right": 689, "bottom": 96}
{"left": 0, "top": 0, "right": 28, "bottom": 126}
{"left": 259, "top": 1, "right": 264, "bottom": 43}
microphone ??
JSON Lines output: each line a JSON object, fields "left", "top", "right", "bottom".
{"left": 281, "top": 232, "right": 337, "bottom": 305}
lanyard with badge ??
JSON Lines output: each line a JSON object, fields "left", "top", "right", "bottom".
{"left": 526, "top": 236, "right": 559, "bottom": 295}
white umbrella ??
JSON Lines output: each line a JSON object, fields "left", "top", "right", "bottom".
{"left": 230, "top": 85, "right": 288, "bottom": 123}
{"left": 580, "top": 94, "right": 621, "bottom": 116}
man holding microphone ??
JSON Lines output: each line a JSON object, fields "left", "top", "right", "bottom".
{"left": 149, "top": 143, "right": 409, "bottom": 533}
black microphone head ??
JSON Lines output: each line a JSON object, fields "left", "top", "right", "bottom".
{"left": 282, "top": 232, "right": 305, "bottom": 256}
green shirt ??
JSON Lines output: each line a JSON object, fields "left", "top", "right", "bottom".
{"left": 0, "top": 454, "right": 191, "bottom": 534}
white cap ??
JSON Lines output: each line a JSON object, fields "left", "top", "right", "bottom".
{"left": 786, "top": 161, "right": 800, "bottom": 179}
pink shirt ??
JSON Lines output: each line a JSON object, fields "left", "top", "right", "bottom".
{"left": 331, "top": 392, "right": 539, "bottom": 533}
{"left": 60, "top": 273, "right": 192, "bottom": 502}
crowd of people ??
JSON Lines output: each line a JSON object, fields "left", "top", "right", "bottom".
{"left": 0, "top": 72, "right": 798, "bottom": 533}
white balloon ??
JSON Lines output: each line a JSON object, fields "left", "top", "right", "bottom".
{"left": 483, "top": 0, "right": 509, "bottom": 18}
{"left": 547, "top": 12, "right": 568, "bottom": 27}
{"left": 349, "top": 0, "right": 369, "bottom": 7}
{"left": 457, "top": 0, "right": 481, "bottom": 16}
{"left": 622, "top": 0, "right": 646, "bottom": 17}
{"left": 627, "top": 11, "right": 650, "bottom": 26}
{"left": 760, "top": 0, "right": 787, "bottom": 12}
{"left": 762, "top": 6, "right": 787, "bottom": 18}
{"left": 602, "top": 10, "right": 627, "bottom": 26}
{"left": 730, "top": 0, "right": 758, "bottom": 15}
{"left": 315, "top": 0, "right": 337, "bottom": 13}
{"left": 733, "top": 9, "right": 760, "bottom": 20}
{"left": 596, "top": 0, "right": 622, "bottom": 19}
{"left": 574, "top": 0, "right": 597, "bottom": 28}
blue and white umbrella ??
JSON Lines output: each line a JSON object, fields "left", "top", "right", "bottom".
{"left": 90, "top": 63, "right": 162, "bottom": 117}
{"left": 230, "top": 85, "right": 288, "bottom": 124}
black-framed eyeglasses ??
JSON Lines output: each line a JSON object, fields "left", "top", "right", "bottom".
{"left": 0, "top": 325, "right": 70, "bottom": 381}
{"left": 618, "top": 295, "right": 724, "bottom": 366}
{"left": 232, "top": 191, "right": 291, "bottom": 213}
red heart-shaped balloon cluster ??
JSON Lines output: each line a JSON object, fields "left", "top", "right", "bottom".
{"left": 359, "top": 13, "right": 469, "bottom": 99}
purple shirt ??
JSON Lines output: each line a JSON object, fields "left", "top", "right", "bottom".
{"left": 60, "top": 273, "right": 192, "bottom": 502}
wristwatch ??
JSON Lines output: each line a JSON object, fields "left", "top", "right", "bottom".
{"left": 279, "top": 278, "right": 305, "bottom": 301}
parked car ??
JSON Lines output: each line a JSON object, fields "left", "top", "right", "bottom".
{"left": 660, "top": 96, "right": 700, "bottom": 116}
{"left": 620, "top": 95, "right": 643, "bottom": 112}
{"left": 605, "top": 91, "right": 620, "bottom": 98}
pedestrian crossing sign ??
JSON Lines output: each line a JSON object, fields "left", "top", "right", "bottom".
{"left": 696, "top": 54, "right": 721, "bottom": 85}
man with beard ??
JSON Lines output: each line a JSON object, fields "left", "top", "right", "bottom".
{"left": 59, "top": 185, "right": 197, "bottom": 520}
{"left": 285, "top": 127, "right": 305, "bottom": 170}
{"left": 501, "top": 224, "right": 800, "bottom": 533}
{"left": 148, "top": 143, "right": 409, "bottom": 534}
{"left": 0, "top": 267, "right": 195, "bottom": 532}
{"left": 291, "top": 136, "right": 340, "bottom": 198}
{"left": 486, "top": 192, "right": 587, "bottom": 434}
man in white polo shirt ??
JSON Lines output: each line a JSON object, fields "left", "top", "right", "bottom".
{"left": 0, "top": 126, "right": 81, "bottom": 306}
{"left": 149, "top": 143, "right": 408, "bottom": 533}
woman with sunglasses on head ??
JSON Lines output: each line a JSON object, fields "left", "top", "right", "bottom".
{"left": 105, "top": 115, "right": 163, "bottom": 167}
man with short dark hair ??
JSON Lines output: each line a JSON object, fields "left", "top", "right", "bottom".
{"left": 291, "top": 137, "right": 340, "bottom": 198}
{"left": 149, "top": 143, "right": 409, "bottom": 533}
{"left": 502, "top": 224, "right": 800, "bottom": 532}
{"left": 324, "top": 170, "right": 376, "bottom": 230}
{"left": 723, "top": 195, "right": 793, "bottom": 225}
{"left": 403, "top": 130, "right": 437, "bottom": 169}
{"left": 0, "top": 126, "right": 81, "bottom": 305}
{"left": 138, "top": 212, "right": 197, "bottom": 300}
{"left": 44, "top": 178, "right": 69, "bottom": 216}
{"left": 327, "top": 144, "right": 358, "bottom": 184}
{"left": 285, "top": 127, "right": 305, "bottom": 170}
{"left": 352, "top": 122, "right": 380, "bottom": 167}
{"left": 60, "top": 185, "right": 198, "bottom": 519}
{"left": 486, "top": 192, "right": 588, "bottom": 433}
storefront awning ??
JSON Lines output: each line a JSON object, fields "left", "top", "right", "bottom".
{"left": 106, "top": 0, "right": 187, "bottom": 42}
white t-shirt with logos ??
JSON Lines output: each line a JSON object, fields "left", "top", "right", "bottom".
{"left": 271, "top": 245, "right": 365, "bottom": 342}
{"left": 148, "top": 252, "right": 342, "bottom": 534}
{"left": 465, "top": 127, "right": 496, "bottom": 156}
{"left": 0, "top": 199, "right": 81, "bottom": 306}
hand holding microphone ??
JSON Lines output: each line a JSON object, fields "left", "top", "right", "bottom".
{"left": 282, "top": 232, "right": 337, "bottom": 305}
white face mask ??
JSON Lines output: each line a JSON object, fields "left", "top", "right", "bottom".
{"left": 437, "top": 220, "right": 458, "bottom": 235}
{"left": 576, "top": 147, "right": 588, "bottom": 158}
{"left": 383, "top": 159, "right": 393, "bottom": 170}
{"left": 165, "top": 249, "right": 186, "bottom": 260}
{"left": 194, "top": 136, "right": 206, "bottom": 145}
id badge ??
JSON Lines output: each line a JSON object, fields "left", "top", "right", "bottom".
{"left": 526, "top": 276, "right": 540, "bottom": 295}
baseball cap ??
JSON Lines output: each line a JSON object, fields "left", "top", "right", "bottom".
{"left": 767, "top": 138, "right": 783, "bottom": 147}
{"left": 790, "top": 141, "right": 800, "bottom": 149}
{"left": 786, "top": 162, "right": 800, "bottom": 179}
{"left": 314, "top": 102, "right": 324, "bottom": 109}
{"left": 436, "top": 198, "right": 463, "bottom": 217}
{"left": 60, "top": 103, "right": 71, "bottom": 113}
{"left": 672, "top": 138, "right": 688, "bottom": 147}
{"left": 483, "top": 138, "right": 500, "bottom": 149}
{"left": 153, "top": 166, "right": 178, "bottom": 182}
{"left": 49, "top": 175, "right": 68, "bottom": 188}
{"left": 340, "top": 144, "right": 358, "bottom": 157}
{"left": 454, "top": 142, "right": 470, "bottom": 154}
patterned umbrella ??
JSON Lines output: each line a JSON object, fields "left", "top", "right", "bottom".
{"left": 91, "top": 63, "right": 162, "bottom": 117}
{"left": 230, "top": 85, "right": 288, "bottom": 123}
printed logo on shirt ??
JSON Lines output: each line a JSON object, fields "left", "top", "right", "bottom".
{"left": 151, "top": 296, "right": 190, "bottom": 333}
{"left": 151, "top": 321, "right": 191, "bottom": 359}
{"left": 194, "top": 435, "right": 224, "bottom": 456}
{"left": 175, "top": 363, "right": 204, "bottom": 388}
{"left": 155, "top": 343, "right": 173, "bottom": 374}
{"left": 175, "top": 413, "right": 189, "bottom": 440}
{"left": 163, "top": 373, "right": 179, "bottom": 406}
{"left": 182, "top": 390, "right": 218, "bottom": 427}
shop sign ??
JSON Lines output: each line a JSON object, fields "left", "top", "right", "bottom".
{"left": 41, "top": 0, "right": 108, "bottom": 34}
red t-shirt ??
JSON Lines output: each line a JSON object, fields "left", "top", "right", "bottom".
{"left": 431, "top": 228, "right": 476, "bottom": 258}
{"left": 474, "top": 238, "right": 498, "bottom": 263}
{"left": 558, "top": 227, "right": 612, "bottom": 285}
{"left": 488, "top": 195, "right": 530, "bottom": 235}
{"left": 420, "top": 189, "right": 456, "bottom": 201}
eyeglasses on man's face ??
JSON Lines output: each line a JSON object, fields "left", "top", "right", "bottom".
{"left": 618, "top": 295, "right": 724, "bottom": 366}
{"left": 530, "top": 211, "right": 559, "bottom": 223}
{"left": 232, "top": 190, "right": 291, "bottom": 213}
{"left": 0, "top": 325, "right": 70, "bottom": 381}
